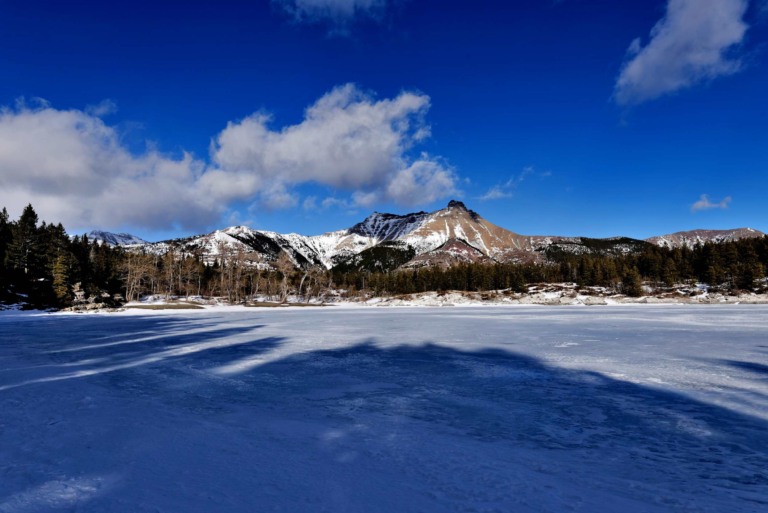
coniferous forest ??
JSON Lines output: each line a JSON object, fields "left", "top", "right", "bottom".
{"left": 1, "top": 204, "right": 767, "bottom": 309}
{"left": 0, "top": 205, "right": 124, "bottom": 309}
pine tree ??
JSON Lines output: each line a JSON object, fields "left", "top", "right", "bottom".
{"left": 662, "top": 259, "right": 679, "bottom": 287}
{"left": 735, "top": 243, "right": 763, "bottom": 291}
{"left": 7, "top": 204, "right": 39, "bottom": 277}
{"left": 0, "top": 207, "right": 11, "bottom": 299}
{"left": 621, "top": 267, "right": 643, "bottom": 297}
{"left": 52, "top": 253, "right": 73, "bottom": 306}
{"left": 0, "top": 207, "right": 9, "bottom": 268}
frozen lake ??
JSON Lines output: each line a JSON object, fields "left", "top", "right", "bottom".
{"left": 1, "top": 305, "right": 767, "bottom": 512}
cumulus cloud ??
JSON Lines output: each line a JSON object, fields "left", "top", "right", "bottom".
{"left": 384, "top": 158, "right": 457, "bottom": 206}
{"left": 274, "top": 0, "right": 388, "bottom": 31}
{"left": 207, "top": 83, "right": 456, "bottom": 209}
{"left": 0, "top": 102, "right": 216, "bottom": 232}
{"left": 614, "top": 0, "right": 749, "bottom": 105}
{"left": 0, "top": 85, "right": 455, "bottom": 233}
{"left": 691, "top": 194, "right": 732, "bottom": 212}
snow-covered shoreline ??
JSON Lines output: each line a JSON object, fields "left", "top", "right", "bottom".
{"left": 354, "top": 289, "right": 768, "bottom": 307}
{"left": 4, "top": 278, "right": 767, "bottom": 316}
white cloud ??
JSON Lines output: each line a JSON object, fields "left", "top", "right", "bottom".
{"left": 479, "top": 166, "right": 549, "bottom": 201}
{"left": 302, "top": 196, "right": 319, "bottom": 211}
{"left": 0, "top": 85, "right": 456, "bottom": 233}
{"left": 321, "top": 197, "right": 352, "bottom": 209}
{"left": 207, "top": 83, "right": 456, "bottom": 209}
{"left": 615, "top": 0, "right": 749, "bottom": 105}
{"left": 274, "top": 0, "right": 388, "bottom": 30}
{"left": 691, "top": 194, "right": 732, "bottom": 212}
{"left": 479, "top": 185, "right": 512, "bottom": 202}
{"left": 384, "top": 158, "right": 457, "bottom": 206}
{"left": 301, "top": 196, "right": 362, "bottom": 216}
{"left": 85, "top": 99, "right": 118, "bottom": 117}
{"left": 0, "top": 103, "right": 217, "bottom": 232}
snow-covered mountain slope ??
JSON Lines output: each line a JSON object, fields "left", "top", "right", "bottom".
{"left": 135, "top": 226, "right": 319, "bottom": 268}
{"left": 301, "top": 230, "right": 376, "bottom": 268}
{"left": 397, "top": 201, "right": 535, "bottom": 258}
{"left": 646, "top": 228, "right": 765, "bottom": 249}
{"left": 112, "top": 201, "right": 765, "bottom": 270}
{"left": 402, "top": 238, "right": 495, "bottom": 269}
{"left": 349, "top": 209, "right": 432, "bottom": 241}
{"left": 541, "top": 236, "right": 651, "bottom": 257}
{"left": 85, "top": 230, "right": 148, "bottom": 246}
{"left": 331, "top": 242, "right": 415, "bottom": 273}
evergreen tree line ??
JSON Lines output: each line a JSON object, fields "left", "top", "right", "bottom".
{"left": 0, "top": 204, "right": 123, "bottom": 308}
{"left": 2, "top": 203, "right": 767, "bottom": 308}
{"left": 331, "top": 237, "right": 768, "bottom": 297}
{"left": 0, "top": 204, "right": 329, "bottom": 307}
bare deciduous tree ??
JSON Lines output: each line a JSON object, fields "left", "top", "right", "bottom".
{"left": 274, "top": 251, "right": 296, "bottom": 303}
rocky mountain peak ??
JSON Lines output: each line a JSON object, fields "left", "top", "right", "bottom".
{"left": 447, "top": 200, "right": 468, "bottom": 210}
{"left": 443, "top": 200, "right": 481, "bottom": 222}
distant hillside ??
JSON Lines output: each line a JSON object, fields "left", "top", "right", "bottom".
{"left": 646, "top": 228, "right": 765, "bottom": 249}
{"left": 86, "top": 230, "right": 148, "bottom": 246}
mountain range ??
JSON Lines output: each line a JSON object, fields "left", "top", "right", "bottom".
{"left": 86, "top": 201, "right": 766, "bottom": 271}
{"left": 85, "top": 230, "right": 149, "bottom": 246}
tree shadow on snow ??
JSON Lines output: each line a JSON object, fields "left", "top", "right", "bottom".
{"left": 0, "top": 315, "right": 282, "bottom": 391}
{"left": 2, "top": 319, "right": 768, "bottom": 511}
{"left": 217, "top": 341, "right": 768, "bottom": 510}
{"left": 720, "top": 359, "right": 768, "bottom": 378}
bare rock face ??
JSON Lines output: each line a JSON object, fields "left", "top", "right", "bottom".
{"left": 398, "top": 201, "right": 536, "bottom": 260}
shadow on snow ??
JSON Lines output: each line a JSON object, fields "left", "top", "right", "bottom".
{"left": 1, "top": 314, "right": 767, "bottom": 511}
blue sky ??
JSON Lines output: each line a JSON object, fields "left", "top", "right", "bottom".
{"left": 0, "top": 0, "right": 766, "bottom": 241}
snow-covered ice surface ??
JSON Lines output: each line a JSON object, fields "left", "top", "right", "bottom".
{"left": 1, "top": 306, "right": 767, "bottom": 512}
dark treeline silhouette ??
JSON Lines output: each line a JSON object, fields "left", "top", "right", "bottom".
{"left": 0, "top": 204, "right": 124, "bottom": 308}
{"left": 1, "top": 204, "right": 766, "bottom": 308}
{"left": 0, "top": 204, "right": 328, "bottom": 308}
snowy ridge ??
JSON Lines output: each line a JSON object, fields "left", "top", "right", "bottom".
{"left": 110, "top": 202, "right": 765, "bottom": 270}
{"left": 85, "top": 230, "right": 148, "bottom": 246}
{"left": 349, "top": 210, "right": 431, "bottom": 241}
{"left": 647, "top": 228, "right": 766, "bottom": 249}
{"left": 302, "top": 230, "right": 377, "bottom": 268}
